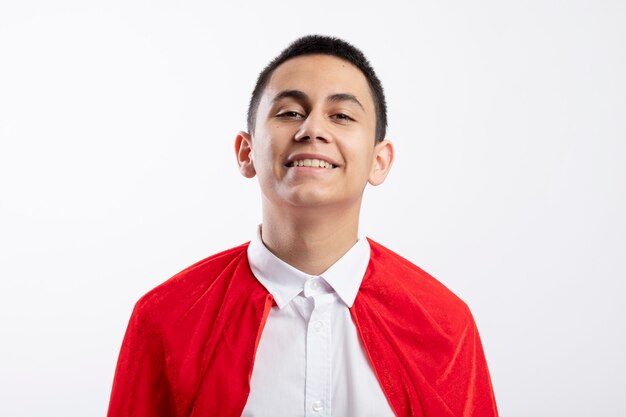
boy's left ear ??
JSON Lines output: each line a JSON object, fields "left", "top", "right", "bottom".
{"left": 368, "top": 139, "right": 394, "bottom": 186}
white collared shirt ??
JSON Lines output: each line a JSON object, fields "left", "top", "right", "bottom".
{"left": 241, "top": 225, "right": 395, "bottom": 417}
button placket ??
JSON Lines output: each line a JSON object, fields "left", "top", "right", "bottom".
{"left": 304, "top": 291, "right": 332, "bottom": 417}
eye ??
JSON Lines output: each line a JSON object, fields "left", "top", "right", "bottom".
{"left": 332, "top": 113, "right": 355, "bottom": 122}
{"left": 276, "top": 111, "right": 304, "bottom": 119}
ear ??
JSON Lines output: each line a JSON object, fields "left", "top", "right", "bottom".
{"left": 368, "top": 139, "right": 394, "bottom": 186}
{"left": 234, "top": 131, "right": 256, "bottom": 178}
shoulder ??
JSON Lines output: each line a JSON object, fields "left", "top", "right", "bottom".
{"left": 130, "top": 242, "right": 251, "bottom": 325}
{"left": 364, "top": 237, "right": 473, "bottom": 325}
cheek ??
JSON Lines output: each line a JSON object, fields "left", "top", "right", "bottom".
{"left": 250, "top": 145, "right": 270, "bottom": 176}
{"left": 346, "top": 146, "right": 374, "bottom": 174}
{"left": 253, "top": 141, "right": 284, "bottom": 178}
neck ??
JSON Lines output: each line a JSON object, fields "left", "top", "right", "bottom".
{"left": 260, "top": 198, "right": 362, "bottom": 276}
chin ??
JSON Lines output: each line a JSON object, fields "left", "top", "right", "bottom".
{"left": 285, "top": 191, "right": 332, "bottom": 207}
{"left": 265, "top": 184, "right": 358, "bottom": 210}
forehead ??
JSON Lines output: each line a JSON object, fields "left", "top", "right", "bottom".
{"left": 262, "top": 54, "right": 375, "bottom": 111}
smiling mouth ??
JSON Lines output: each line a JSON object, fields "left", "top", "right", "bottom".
{"left": 285, "top": 158, "right": 337, "bottom": 169}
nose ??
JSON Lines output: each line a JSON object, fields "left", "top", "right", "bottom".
{"left": 294, "top": 111, "right": 331, "bottom": 142}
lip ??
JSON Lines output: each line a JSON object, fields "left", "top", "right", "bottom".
{"left": 284, "top": 153, "right": 341, "bottom": 168}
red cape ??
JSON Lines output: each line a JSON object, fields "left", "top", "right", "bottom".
{"left": 107, "top": 238, "right": 498, "bottom": 417}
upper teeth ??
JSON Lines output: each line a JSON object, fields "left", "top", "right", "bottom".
{"left": 289, "top": 159, "right": 335, "bottom": 168}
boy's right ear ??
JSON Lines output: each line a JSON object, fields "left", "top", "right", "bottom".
{"left": 235, "top": 131, "right": 256, "bottom": 178}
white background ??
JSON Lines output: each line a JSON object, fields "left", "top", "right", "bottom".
{"left": 1, "top": 1, "right": 625, "bottom": 416}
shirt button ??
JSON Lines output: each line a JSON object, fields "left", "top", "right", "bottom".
{"left": 313, "top": 320, "right": 324, "bottom": 331}
{"left": 312, "top": 400, "right": 324, "bottom": 412}
{"left": 311, "top": 280, "right": 321, "bottom": 289}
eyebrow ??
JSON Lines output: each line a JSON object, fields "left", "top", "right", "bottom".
{"left": 272, "top": 89, "right": 366, "bottom": 112}
{"left": 327, "top": 93, "right": 365, "bottom": 112}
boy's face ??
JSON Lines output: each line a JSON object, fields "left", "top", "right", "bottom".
{"left": 236, "top": 54, "right": 393, "bottom": 210}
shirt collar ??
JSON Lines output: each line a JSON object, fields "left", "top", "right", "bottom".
{"left": 247, "top": 224, "right": 371, "bottom": 309}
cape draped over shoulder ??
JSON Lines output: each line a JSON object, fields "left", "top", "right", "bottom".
{"left": 107, "top": 239, "right": 498, "bottom": 417}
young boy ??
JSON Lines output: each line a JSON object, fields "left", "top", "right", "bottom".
{"left": 107, "top": 35, "right": 498, "bottom": 417}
